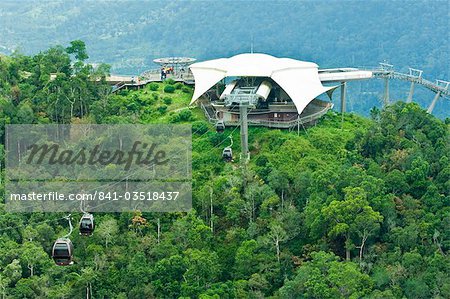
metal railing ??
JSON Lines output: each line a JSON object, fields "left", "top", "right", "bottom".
{"left": 200, "top": 102, "right": 218, "bottom": 124}
{"left": 111, "top": 72, "right": 195, "bottom": 93}
{"left": 111, "top": 81, "right": 127, "bottom": 92}
{"left": 119, "top": 66, "right": 449, "bottom": 100}
{"left": 361, "top": 64, "right": 450, "bottom": 98}
{"left": 140, "top": 69, "right": 194, "bottom": 82}
{"left": 224, "top": 94, "right": 259, "bottom": 107}
{"left": 200, "top": 102, "right": 333, "bottom": 129}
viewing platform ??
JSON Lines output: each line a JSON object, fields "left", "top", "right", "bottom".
{"left": 108, "top": 69, "right": 195, "bottom": 93}
{"left": 108, "top": 55, "right": 449, "bottom": 117}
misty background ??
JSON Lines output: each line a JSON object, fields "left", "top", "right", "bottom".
{"left": 0, "top": 0, "right": 448, "bottom": 117}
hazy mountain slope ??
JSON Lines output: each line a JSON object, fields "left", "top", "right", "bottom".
{"left": 0, "top": 0, "right": 448, "bottom": 117}
{"left": 0, "top": 1, "right": 447, "bottom": 74}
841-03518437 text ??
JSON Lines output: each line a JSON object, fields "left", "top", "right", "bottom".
{"left": 95, "top": 191, "right": 180, "bottom": 201}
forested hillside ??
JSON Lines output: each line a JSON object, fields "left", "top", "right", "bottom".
{"left": 0, "top": 43, "right": 449, "bottom": 298}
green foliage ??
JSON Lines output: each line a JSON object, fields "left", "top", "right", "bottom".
{"left": 151, "top": 92, "right": 159, "bottom": 101}
{"left": 182, "top": 86, "right": 191, "bottom": 93}
{"left": 148, "top": 82, "right": 159, "bottom": 91}
{"left": 234, "top": 240, "right": 260, "bottom": 279}
{"left": 181, "top": 249, "right": 220, "bottom": 297}
{"left": 169, "top": 109, "right": 194, "bottom": 123}
{"left": 157, "top": 105, "right": 168, "bottom": 114}
{"left": 192, "top": 121, "right": 209, "bottom": 135}
{"left": 66, "top": 40, "right": 89, "bottom": 61}
{"left": 279, "top": 251, "right": 373, "bottom": 298}
{"left": 162, "top": 97, "right": 172, "bottom": 105}
{"left": 164, "top": 85, "right": 175, "bottom": 93}
{"left": 321, "top": 187, "right": 383, "bottom": 260}
{"left": 164, "top": 78, "right": 175, "bottom": 85}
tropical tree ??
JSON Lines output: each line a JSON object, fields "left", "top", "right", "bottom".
{"left": 322, "top": 187, "right": 383, "bottom": 261}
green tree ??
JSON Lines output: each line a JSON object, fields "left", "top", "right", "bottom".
{"left": 322, "top": 187, "right": 383, "bottom": 261}
{"left": 182, "top": 249, "right": 220, "bottom": 297}
{"left": 3, "top": 259, "right": 22, "bottom": 285}
{"left": 267, "top": 169, "right": 289, "bottom": 212}
{"left": 66, "top": 40, "right": 89, "bottom": 61}
{"left": 278, "top": 251, "right": 373, "bottom": 299}
{"left": 97, "top": 218, "right": 119, "bottom": 248}
{"left": 164, "top": 85, "right": 175, "bottom": 93}
{"left": 262, "top": 222, "right": 288, "bottom": 263}
{"left": 20, "top": 242, "right": 50, "bottom": 277}
{"left": 152, "top": 255, "right": 186, "bottom": 298}
{"left": 234, "top": 239, "right": 260, "bottom": 279}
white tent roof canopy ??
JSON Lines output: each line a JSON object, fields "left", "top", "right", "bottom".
{"left": 189, "top": 53, "right": 337, "bottom": 115}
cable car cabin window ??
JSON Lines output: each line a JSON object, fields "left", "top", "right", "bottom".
{"left": 80, "top": 220, "right": 92, "bottom": 228}
{"left": 216, "top": 120, "right": 225, "bottom": 133}
{"left": 54, "top": 244, "right": 70, "bottom": 257}
{"left": 79, "top": 215, "right": 94, "bottom": 235}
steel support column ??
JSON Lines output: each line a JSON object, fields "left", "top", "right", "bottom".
{"left": 240, "top": 104, "right": 249, "bottom": 161}
{"left": 383, "top": 77, "right": 389, "bottom": 107}
{"left": 340, "top": 82, "right": 347, "bottom": 113}
{"left": 427, "top": 91, "right": 441, "bottom": 114}
{"left": 406, "top": 81, "right": 415, "bottom": 103}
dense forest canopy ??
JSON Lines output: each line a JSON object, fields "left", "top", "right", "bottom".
{"left": 0, "top": 41, "right": 449, "bottom": 298}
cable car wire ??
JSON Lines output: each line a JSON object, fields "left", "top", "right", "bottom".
{"left": 0, "top": 103, "right": 251, "bottom": 232}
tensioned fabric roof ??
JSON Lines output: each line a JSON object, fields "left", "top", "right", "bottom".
{"left": 189, "top": 53, "right": 337, "bottom": 114}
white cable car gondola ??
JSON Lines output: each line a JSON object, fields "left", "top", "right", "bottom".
{"left": 52, "top": 238, "right": 74, "bottom": 266}
{"left": 222, "top": 135, "right": 233, "bottom": 162}
{"left": 79, "top": 213, "right": 95, "bottom": 236}
{"left": 216, "top": 120, "right": 225, "bottom": 133}
{"left": 52, "top": 215, "right": 74, "bottom": 266}
{"left": 222, "top": 147, "right": 233, "bottom": 161}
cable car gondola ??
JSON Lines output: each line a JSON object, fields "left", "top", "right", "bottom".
{"left": 79, "top": 213, "right": 95, "bottom": 236}
{"left": 216, "top": 120, "right": 225, "bottom": 133}
{"left": 222, "top": 134, "right": 233, "bottom": 162}
{"left": 52, "top": 238, "right": 74, "bottom": 266}
{"left": 222, "top": 147, "right": 233, "bottom": 162}
{"left": 52, "top": 215, "right": 74, "bottom": 266}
